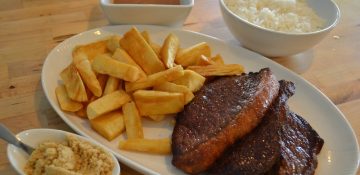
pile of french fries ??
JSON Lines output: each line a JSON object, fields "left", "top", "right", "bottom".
{"left": 55, "top": 27, "right": 244, "bottom": 155}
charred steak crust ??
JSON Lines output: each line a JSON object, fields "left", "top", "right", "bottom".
{"left": 208, "top": 80, "right": 295, "bottom": 175}
{"left": 172, "top": 68, "right": 280, "bottom": 174}
{"left": 277, "top": 112, "right": 324, "bottom": 175}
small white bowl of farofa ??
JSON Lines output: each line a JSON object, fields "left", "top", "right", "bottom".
{"left": 6, "top": 129, "right": 120, "bottom": 175}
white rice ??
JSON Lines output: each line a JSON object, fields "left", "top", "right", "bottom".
{"left": 224, "top": 0, "right": 325, "bottom": 33}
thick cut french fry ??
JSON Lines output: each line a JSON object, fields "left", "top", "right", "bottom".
{"left": 133, "top": 90, "right": 185, "bottom": 115}
{"left": 141, "top": 31, "right": 161, "bottom": 57}
{"left": 92, "top": 54, "right": 142, "bottom": 82}
{"left": 73, "top": 52, "right": 102, "bottom": 97}
{"left": 104, "top": 77, "right": 121, "bottom": 95}
{"left": 172, "top": 70, "right": 205, "bottom": 92}
{"left": 90, "top": 110, "right": 125, "bottom": 141}
{"left": 106, "top": 35, "right": 121, "bottom": 53}
{"left": 87, "top": 90, "right": 131, "bottom": 120}
{"left": 60, "top": 64, "right": 88, "bottom": 102}
{"left": 120, "top": 27, "right": 165, "bottom": 74}
{"left": 97, "top": 74, "right": 108, "bottom": 91}
{"left": 161, "top": 33, "right": 179, "bottom": 68}
{"left": 125, "top": 65, "right": 184, "bottom": 92}
{"left": 187, "top": 64, "right": 245, "bottom": 76}
{"left": 196, "top": 55, "right": 216, "bottom": 66}
{"left": 55, "top": 85, "right": 83, "bottom": 112}
{"left": 211, "top": 54, "right": 225, "bottom": 65}
{"left": 147, "top": 115, "right": 166, "bottom": 121}
{"left": 75, "top": 107, "right": 87, "bottom": 118}
{"left": 73, "top": 40, "right": 108, "bottom": 62}
{"left": 153, "top": 82, "right": 194, "bottom": 104}
{"left": 119, "top": 138, "right": 171, "bottom": 154}
{"left": 112, "top": 48, "right": 147, "bottom": 81}
{"left": 175, "top": 42, "right": 211, "bottom": 67}
{"left": 122, "top": 101, "right": 144, "bottom": 139}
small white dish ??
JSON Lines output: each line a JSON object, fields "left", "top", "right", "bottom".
{"left": 220, "top": 0, "right": 340, "bottom": 57}
{"left": 100, "top": 0, "right": 194, "bottom": 27}
{"left": 7, "top": 128, "right": 121, "bottom": 175}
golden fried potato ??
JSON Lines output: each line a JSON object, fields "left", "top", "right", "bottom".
{"left": 74, "top": 107, "right": 87, "bottom": 118}
{"left": 73, "top": 52, "right": 102, "bottom": 97}
{"left": 104, "top": 77, "right": 121, "bottom": 95}
{"left": 92, "top": 54, "right": 142, "bottom": 82}
{"left": 87, "top": 90, "right": 131, "bottom": 120}
{"left": 120, "top": 27, "right": 165, "bottom": 74}
{"left": 60, "top": 64, "right": 88, "bottom": 102}
{"left": 133, "top": 90, "right": 185, "bottom": 115}
{"left": 175, "top": 42, "right": 211, "bottom": 67}
{"left": 122, "top": 101, "right": 144, "bottom": 139}
{"left": 211, "top": 54, "right": 225, "bottom": 65}
{"left": 106, "top": 35, "right": 121, "bottom": 53}
{"left": 119, "top": 138, "right": 171, "bottom": 154}
{"left": 172, "top": 70, "right": 205, "bottom": 92}
{"left": 187, "top": 64, "right": 244, "bottom": 76}
{"left": 73, "top": 40, "right": 109, "bottom": 62}
{"left": 196, "top": 55, "right": 216, "bottom": 66}
{"left": 55, "top": 85, "right": 83, "bottom": 112}
{"left": 112, "top": 48, "right": 147, "bottom": 81}
{"left": 90, "top": 110, "right": 125, "bottom": 141}
{"left": 153, "top": 82, "right": 194, "bottom": 104}
{"left": 161, "top": 33, "right": 179, "bottom": 68}
{"left": 125, "top": 65, "right": 184, "bottom": 92}
{"left": 97, "top": 74, "right": 108, "bottom": 91}
{"left": 141, "top": 30, "right": 161, "bottom": 57}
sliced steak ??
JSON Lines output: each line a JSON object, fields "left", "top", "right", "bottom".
{"left": 276, "top": 112, "right": 324, "bottom": 175}
{"left": 172, "top": 68, "right": 280, "bottom": 174}
{"left": 208, "top": 80, "right": 295, "bottom": 175}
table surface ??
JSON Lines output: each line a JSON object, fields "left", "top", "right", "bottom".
{"left": 0, "top": 0, "right": 359, "bottom": 174}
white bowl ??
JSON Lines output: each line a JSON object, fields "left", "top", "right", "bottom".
{"left": 7, "top": 129, "right": 121, "bottom": 175}
{"left": 100, "top": 0, "right": 194, "bottom": 27}
{"left": 220, "top": 0, "right": 340, "bottom": 57}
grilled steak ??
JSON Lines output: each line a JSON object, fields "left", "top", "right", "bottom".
{"left": 172, "top": 68, "right": 280, "bottom": 174}
{"left": 208, "top": 80, "right": 295, "bottom": 175}
{"left": 275, "top": 112, "right": 324, "bottom": 175}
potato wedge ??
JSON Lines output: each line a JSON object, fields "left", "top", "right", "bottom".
{"left": 175, "top": 42, "right": 211, "bottom": 67}
{"left": 75, "top": 107, "right": 87, "bottom": 118}
{"left": 92, "top": 54, "right": 142, "bottom": 82}
{"left": 104, "top": 77, "right": 121, "bottom": 95}
{"left": 90, "top": 110, "right": 125, "bottom": 141}
{"left": 60, "top": 64, "right": 88, "bottom": 102}
{"left": 196, "top": 55, "right": 216, "bottom": 66}
{"left": 97, "top": 74, "right": 108, "bottom": 91}
{"left": 120, "top": 27, "right": 165, "bottom": 74}
{"left": 122, "top": 101, "right": 144, "bottom": 139}
{"left": 172, "top": 70, "right": 205, "bottom": 92}
{"left": 73, "top": 52, "right": 102, "bottom": 97}
{"left": 73, "top": 40, "right": 108, "bottom": 62}
{"left": 211, "top": 54, "right": 225, "bottom": 65}
{"left": 119, "top": 138, "right": 171, "bottom": 154}
{"left": 153, "top": 82, "right": 194, "bottom": 104}
{"left": 141, "top": 30, "right": 161, "bottom": 57}
{"left": 106, "top": 35, "right": 121, "bottom": 53}
{"left": 112, "top": 48, "right": 147, "bottom": 81}
{"left": 147, "top": 115, "right": 166, "bottom": 121}
{"left": 161, "top": 33, "right": 179, "bottom": 68}
{"left": 187, "top": 64, "right": 245, "bottom": 76}
{"left": 133, "top": 90, "right": 185, "bottom": 115}
{"left": 125, "top": 65, "right": 184, "bottom": 92}
{"left": 87, "top": 90, "right": 131, "bottom": 120}
{"left": 55, "top": 85, "right": 83, "bottom": 112}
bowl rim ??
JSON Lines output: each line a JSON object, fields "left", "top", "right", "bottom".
{"left": 100, "top": 0, "right": 194, "bottom": 8}
{"left": 219, "top": 0, "right": 341, "bottom": 36}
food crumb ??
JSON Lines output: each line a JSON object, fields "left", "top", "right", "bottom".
{"left": 24, "top": 135, "right": 114, "bottom": 175}
{"left": 333, "top": 35, "right": 340, "bottom": 39}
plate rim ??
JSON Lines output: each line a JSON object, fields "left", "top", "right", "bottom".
{"left": 41, "top": 24, "right": 360, "bottom": 174}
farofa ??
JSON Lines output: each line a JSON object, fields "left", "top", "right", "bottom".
{"left": 24, "top": 135, "right": 114, "bottom": 175}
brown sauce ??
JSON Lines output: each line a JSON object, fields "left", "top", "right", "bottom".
{"left": 113, "top": 0, "right": 180, "bottom": 5}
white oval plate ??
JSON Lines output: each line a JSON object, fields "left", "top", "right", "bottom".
{"left": 7, "top": 129, "right": 120, "bottom": 175}
{"left": 41, "top": 25, "right": 359, "bottom": 175}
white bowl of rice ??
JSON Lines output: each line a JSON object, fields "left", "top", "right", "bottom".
{"left": 220, "top": 0, "right": 340, "bottom": 57}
